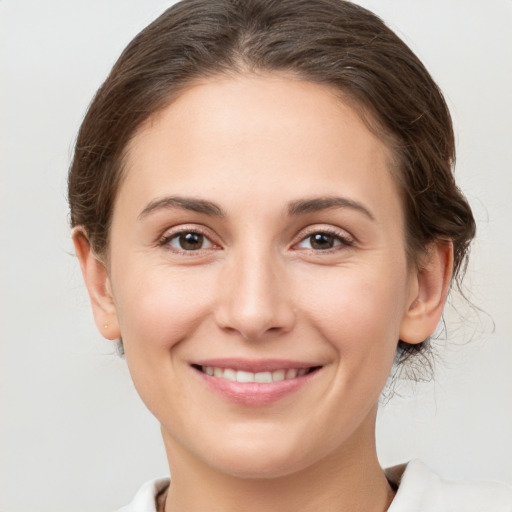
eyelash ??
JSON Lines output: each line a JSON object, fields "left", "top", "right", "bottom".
{"left": 293, "top": 227, "right": 354, "bottom": 252}
{"left": 158, "top": 226, "right": 354, "bottom": 254}
{"left": 158, "top": 226, "right": 218, "bottom": 254}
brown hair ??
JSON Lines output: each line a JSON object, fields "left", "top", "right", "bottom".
{"left": 68, "top": 0, "right": 476, "bottom": 373}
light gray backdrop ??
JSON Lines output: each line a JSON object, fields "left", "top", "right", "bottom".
{"left": 1, "top": 1, "right": 511, "bottom": 511}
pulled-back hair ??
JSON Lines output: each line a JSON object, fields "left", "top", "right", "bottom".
{"left": 68, "top": 0, "right": 476, "bottom": 374}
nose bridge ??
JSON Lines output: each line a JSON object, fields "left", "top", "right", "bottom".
{"left": 216, "top": 241, "right": 294, "bottom": 340}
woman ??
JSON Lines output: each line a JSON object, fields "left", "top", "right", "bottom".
{"left": 68, "top": 0, "right": 512, "bottom": 510}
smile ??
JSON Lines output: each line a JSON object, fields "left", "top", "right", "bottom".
{"left": 198, "top": 366, "right": 314, "bottom": 382}
{"left": 190, "top": 361, "right": 322, "bottom": 406}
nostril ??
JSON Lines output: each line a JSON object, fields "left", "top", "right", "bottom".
{"left": 213, "top": 275, "right": 296, "bottom": 340}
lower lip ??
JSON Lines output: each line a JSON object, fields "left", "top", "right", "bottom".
{"left": 193, "top": 368, "right": 319, "bottom": 406}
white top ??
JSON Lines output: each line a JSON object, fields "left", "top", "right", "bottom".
{"left": 117, "top": 460, "right": 512, "bottom": 512}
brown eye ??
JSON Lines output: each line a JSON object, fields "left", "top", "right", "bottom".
{"left": 296, "top": 231, "right": 351, "bottom": 251}
{"left": 309, "top": 233, "right": 336, "bottom": 250}
{"left": 167, "top": 231, "right": 213, "bottom": 251}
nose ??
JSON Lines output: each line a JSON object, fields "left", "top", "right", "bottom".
{"left": 214, "top": 247, "right": 296, "bottom": 341}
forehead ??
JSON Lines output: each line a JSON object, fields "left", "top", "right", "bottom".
{"left": 119, "top": 74, "right": 401, "bottom": 222}
{"left": 129, "top": 74, "right": 391, "bottom": 160}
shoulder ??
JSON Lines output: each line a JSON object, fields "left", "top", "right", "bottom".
{"left": 116, "top": 477, "right": 170, "bottom": 512}
{"left": 387, "top": 460, "right": 512, "bottom": 512}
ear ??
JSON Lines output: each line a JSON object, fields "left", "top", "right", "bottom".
{"left": 399, "top": 241, "right": 454, "bottom": 344}
{"left": 72, "top": 228, "right": 121, "bottom": 340}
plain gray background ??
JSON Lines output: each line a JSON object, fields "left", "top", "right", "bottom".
{"left": 1, "top": 1, "right": 511, "bottom": 511}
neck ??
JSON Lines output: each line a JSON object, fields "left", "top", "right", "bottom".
{"left": 163, "top": 408, "right": 394, "bottom": 512}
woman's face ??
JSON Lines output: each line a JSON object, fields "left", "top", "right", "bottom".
{"left": 103, "top": 75, "right": 422, "bottom": 477}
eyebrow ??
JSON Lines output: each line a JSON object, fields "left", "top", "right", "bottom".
{"left": 287, "top": 196, "right": 375, "bottom": 220}
{"left": 138, "top": 196, "right": 226, "bottom": 220}
{"left": 138, "top": 194, "right": 374, "bottom": 221}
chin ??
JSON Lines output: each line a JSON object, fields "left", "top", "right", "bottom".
{"left": 211, "top": 452, "right": 311, "bottom": 480}
{"left": 196, "top": 430, "right": 321, "bottom": 480}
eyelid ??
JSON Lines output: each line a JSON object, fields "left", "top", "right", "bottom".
{"left": 158, "top": 224, "right": 221, "bottom": 253}
{"left": 157, "top": 223, "right": 354, "bottom": 254}
{"left": 291, "top": 225, "right": 355, "bottom": 250}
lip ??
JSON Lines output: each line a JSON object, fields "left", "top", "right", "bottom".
{"left": 190, "top": 358, "right": 322, "bottom": 406}
{"left": 194, "top": 358, "right": 319, "bottom": 372}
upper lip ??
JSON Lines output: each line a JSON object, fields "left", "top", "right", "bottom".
{"left": 191, "top": 358, "right": 322, "bottom": 373}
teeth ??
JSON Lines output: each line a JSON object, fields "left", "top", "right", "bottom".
{"left": 223, "top": 368, "right": 236, "bottom": 381}
{"left": 254, "top": 371, "right": 272, "bottom": 383}
{"left": 201, "top": 366, "right": 310, "bottom": 382}
{"left": 286, "top": 369, "right": 298, "bottom": 379}
{"left": 236, "top": 370, "right": 254, "bottom": 383}
{"left": 272, "top": 369, "right": 285, "bottom": 381}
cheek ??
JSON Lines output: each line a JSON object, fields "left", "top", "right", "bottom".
{"left": 296, "top": 263, "right": 408, "bottom": 363}
{"left": 306, "top": 271, "right": 407, "bottom": 420}
{"left": 112, "top": 264, "right": 216, "bottom": 351}
{"left": 111, "top": 264, "right": 219, "bottom": 417}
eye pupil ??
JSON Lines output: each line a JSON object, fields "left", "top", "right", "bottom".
{"left": 180, "top": 232, "right": 203, "bottom": 250}
{"left": 310, "top": 233, "right": 334, "bottom": 250}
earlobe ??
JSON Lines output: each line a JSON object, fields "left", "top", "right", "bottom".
{"left": 72, "top": 228, "right": 121, "bottom": 340}
{"left": 399, "top": 241, "right": 454, "bottom": 344}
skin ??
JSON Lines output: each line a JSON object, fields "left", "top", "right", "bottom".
{"left": 74, "top": 74, "right": 453, "bottom": 512}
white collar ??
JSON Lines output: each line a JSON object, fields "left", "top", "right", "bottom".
{"left": 118, "top": 460, "right": 512, "bottom": 511}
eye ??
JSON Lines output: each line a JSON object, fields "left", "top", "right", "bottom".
{"left": 296, "top": 231, "right": 352, "bottom": 251}
{"left": 163, "top": 231, "right": 215, "bottom": 251}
